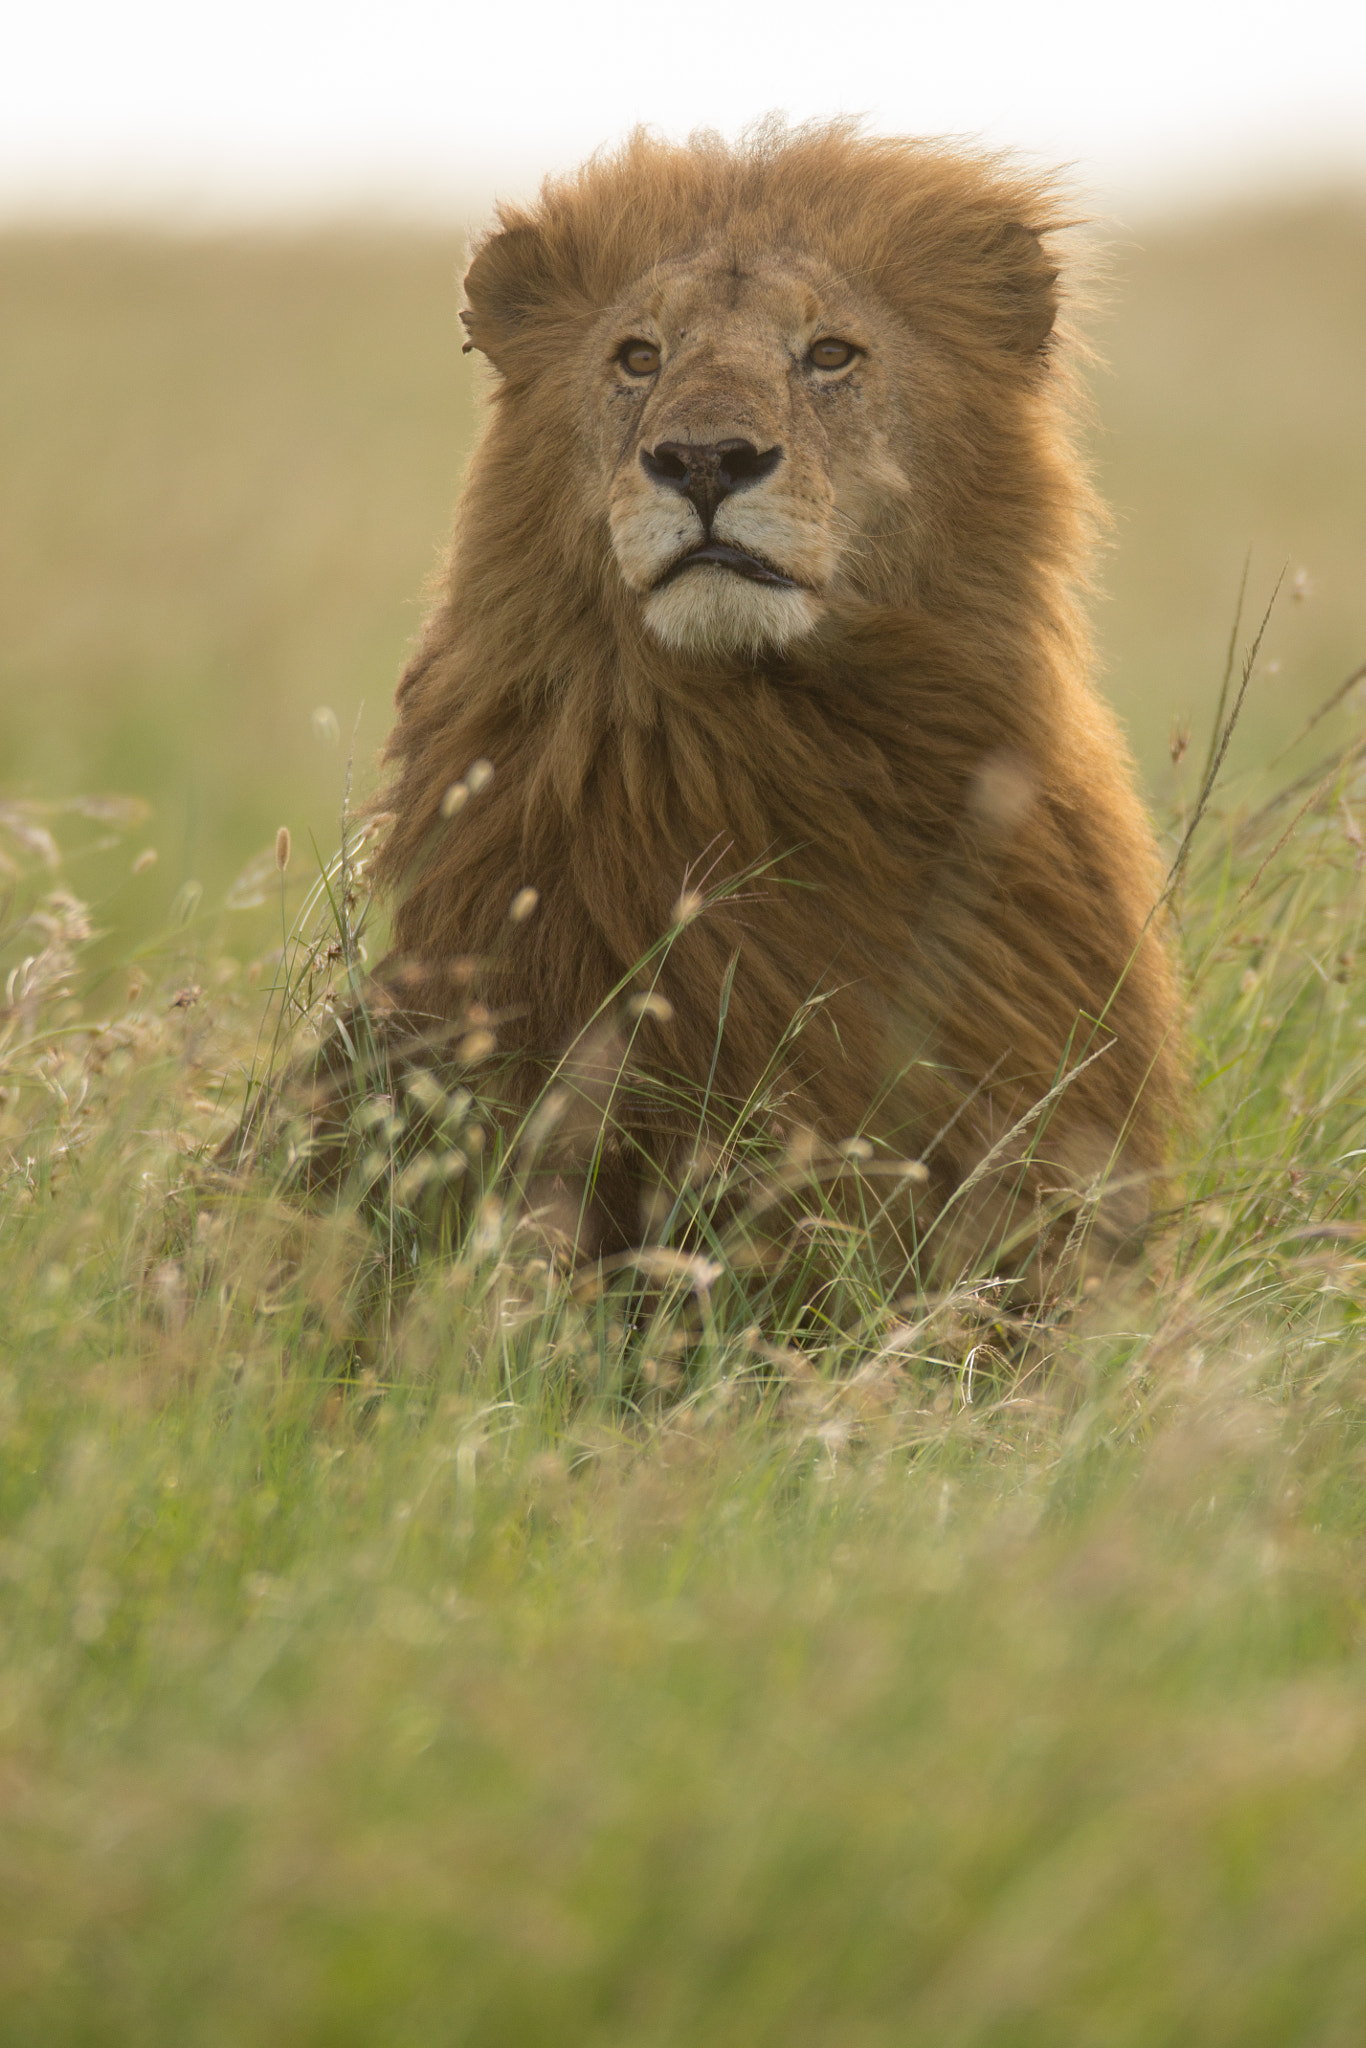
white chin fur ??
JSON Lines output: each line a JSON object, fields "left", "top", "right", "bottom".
{"left": 643, "top": 567, "right": 820, "bottom": 659}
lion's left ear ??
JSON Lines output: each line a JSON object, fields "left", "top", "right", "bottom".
{"left": 460, "top": 223, "right": 558, "bottom": 368}
{"left": 990, "top": 221, "right": 1059, "bottom": 355}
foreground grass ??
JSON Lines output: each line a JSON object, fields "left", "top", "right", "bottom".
{"left": 6, "top": 663, "right": 1366, "bottom": 2042}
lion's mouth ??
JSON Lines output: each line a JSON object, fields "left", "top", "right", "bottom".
{"left": 654, "top": 540, "right": 801, "bottom": 592}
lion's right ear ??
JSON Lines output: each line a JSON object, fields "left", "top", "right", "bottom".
{"left": 460, "top": 224, "right": 557, "bottom": 368}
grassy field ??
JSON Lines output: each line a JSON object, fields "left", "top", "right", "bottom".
{"left": 2, "top": 196, "right": 1366, "bottom": 2040}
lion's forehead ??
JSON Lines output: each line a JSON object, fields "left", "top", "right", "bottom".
{"left": 611, "top": 250, "right": 861, "bottom": 351}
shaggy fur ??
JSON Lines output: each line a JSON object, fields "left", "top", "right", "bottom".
{"left": 369, "top": 123, "right": 1182, "bottom": 1280}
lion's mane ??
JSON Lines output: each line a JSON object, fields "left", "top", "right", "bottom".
{"left": 369, "top": 123, "right": 1182, "bottom": 1274}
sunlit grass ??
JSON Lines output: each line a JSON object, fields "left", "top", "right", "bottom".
{"left": 3, "top": 200, "right": 1366, "bottom": 2038}
{"left": 5, "top": 640, "right": 1366, "bottom": 2036}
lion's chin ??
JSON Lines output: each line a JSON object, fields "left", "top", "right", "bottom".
{"left": 643, "top": 566, "right": 821, "bottom": 661}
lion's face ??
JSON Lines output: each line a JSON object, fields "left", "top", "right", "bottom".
{"left": 462, "top": 148, "right": 1061, "bottom": 669}
{"left": 587, "top": 253, "right": 915, "bottom": 660}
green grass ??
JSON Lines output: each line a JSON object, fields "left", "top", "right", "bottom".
{"left": 1097, "top": 192, "right": 1366, "bottom": 778}
{"left": 3, "top": 199, "right": 1366, "bottom": 2040}
{"left": 6, "top": 622, "right": 1366, "bottom": 2039}
{"left": 0, "top": 225, "right": 473, "bottom": 934}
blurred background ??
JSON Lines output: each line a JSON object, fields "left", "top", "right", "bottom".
{"left": 2, "top": 0, "right": 1364, "bottom": 948}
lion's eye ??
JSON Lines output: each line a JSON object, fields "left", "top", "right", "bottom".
{"left": 808, "top": 338, "right": 856, "bottom": 371}
{"left": 619, "top": 340, "right": 661, "bottom": 377}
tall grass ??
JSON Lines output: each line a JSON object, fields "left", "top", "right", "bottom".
{"left": 3, "top": 196, "right": 1365, "bottom": 2038}
{"left": 4, "top": 606, "right": 1366, "bottom": 2039}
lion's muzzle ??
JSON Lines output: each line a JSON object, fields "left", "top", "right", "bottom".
{"left": 640, "top": 437, "right": 784, "bottom": 531}
{"left": 610, "top": 414, "right": 829, "bottom": 658}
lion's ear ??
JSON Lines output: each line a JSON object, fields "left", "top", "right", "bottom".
{"left": 461, "top": 224, "right": 557, "bottom": 367}
{"left": 991, "top": 221, "right": 1059, "bottom": 356}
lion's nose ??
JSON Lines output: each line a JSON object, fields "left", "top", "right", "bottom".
{"left": 640, "top": 438, "right": 783, "bottom": 531}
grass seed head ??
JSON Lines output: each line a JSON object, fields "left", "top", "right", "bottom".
{"left": 627, "top": 992, "right": 673, "bottom": 1022}
{"left": 456, "top": 1029, "right": 497, "bottom": 1064}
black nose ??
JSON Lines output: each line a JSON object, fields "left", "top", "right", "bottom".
{"left": 640, "top": 438, "right": 783, "bottom": 532}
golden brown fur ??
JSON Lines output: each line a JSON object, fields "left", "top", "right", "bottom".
{"left": 369, "top": 123, "right": 1182, "bottom": 1281}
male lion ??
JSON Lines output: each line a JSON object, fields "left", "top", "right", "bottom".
{"left": 366, "top": 123, "right": 1181, "bottom": 1285}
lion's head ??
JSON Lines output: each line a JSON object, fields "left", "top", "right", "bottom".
{"left": 459, "top": 125, "right": 1065, "bottom": 664}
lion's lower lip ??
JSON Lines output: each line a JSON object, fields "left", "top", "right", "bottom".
{"left": 654, "top": 541, "right": 801, "bottom": 591}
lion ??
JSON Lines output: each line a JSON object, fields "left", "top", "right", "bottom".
{"left": 362, "top": 122, "right": 1182, "bottom": 1287}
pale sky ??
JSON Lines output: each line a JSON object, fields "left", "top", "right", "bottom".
{"left": 4, "top": 0, "right": 1365, "bottom": 219}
